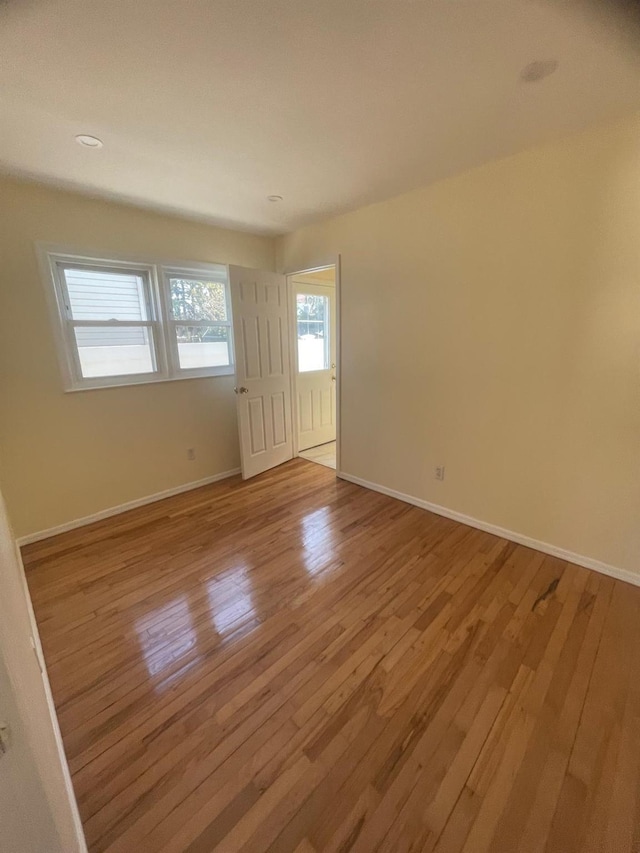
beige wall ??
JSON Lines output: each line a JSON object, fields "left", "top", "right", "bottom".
{"left": 0, "top": 176, "right": 274, "bottom": 538}
{"left": 2, "top": 116, "right": 639, "bottom": 572}
{"left": 278, "top": 115, "right": 640, "bottom": 575}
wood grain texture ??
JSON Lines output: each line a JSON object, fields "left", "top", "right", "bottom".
{"left": 23, "top": 459, "right": 640, "bottom": 853}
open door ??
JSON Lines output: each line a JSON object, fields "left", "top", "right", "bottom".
{"left": 228, "top": 265, "right": 293, "bottom": 479}
{"left": 292, "top": 279, "right": 337, "bottom": 451}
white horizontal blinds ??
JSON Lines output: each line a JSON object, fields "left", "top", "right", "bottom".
{"left": 166, "top": 269, "right": 232, "bottom": 370}
{"left": 60, "top": 264, "right": 157, "bottom": 379}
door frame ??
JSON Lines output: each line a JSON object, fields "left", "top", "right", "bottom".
{"left": 285, "top": 256, "right": 341, "bottom": 475}
{"left": 0, "top": 489, "right": 87, "bottom": 851}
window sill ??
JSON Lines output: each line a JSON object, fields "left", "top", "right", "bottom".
{"left": 63, "top": 366, "right": 235, "bottom": 392}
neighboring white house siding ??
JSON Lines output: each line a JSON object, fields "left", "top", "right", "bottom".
{"left": 64, "top": 268, "right": 147, "bottom": 347}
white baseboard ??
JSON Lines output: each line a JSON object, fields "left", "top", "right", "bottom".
{"left": 16, "top": 468, "right": 241, "bottom": 546}
{"left": 19, "top": 465, "right": 637, "bottom": 589}
{"left": 337, "top": 470, "right": 639, "bottom": 589}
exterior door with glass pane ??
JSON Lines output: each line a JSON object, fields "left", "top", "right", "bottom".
{"left": 294, "top": 282, "right": 336, "bottom": 451}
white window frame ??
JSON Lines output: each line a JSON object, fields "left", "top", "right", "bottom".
{"left": 159, "top": 266, "right": 235, "bottom": 381}
{"left": 39, "top": 246, "right": 235, "bottom": 391}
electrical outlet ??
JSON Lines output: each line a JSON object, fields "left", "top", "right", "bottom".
{"left": 435, "top": 465, "right": 445, "bottom": 481}
{"left": 0, "top": 721, "right": 9, "bottom": 756}
{"left": 187, "top": 448, "right": 196, "bottom": 461}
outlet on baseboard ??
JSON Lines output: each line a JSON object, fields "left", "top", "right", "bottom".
{"left": 187, "top": 448, "right": 196, "bottom": 461}
{"left": 435, "top": 465, "right": 445, "bottom": 481}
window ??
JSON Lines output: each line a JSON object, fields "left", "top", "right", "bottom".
{"left": 164, "top": 272, "right": 233, "bottom": 371}
{"left": 60, "top": 265, "right": 158, "bottom": 380}
{"left": 44, "top": 250, "right": 234, "bottom": 390}
{"left": 296, "top": 293, "right": 329, "bottom": 372}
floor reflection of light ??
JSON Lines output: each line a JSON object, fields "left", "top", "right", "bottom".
{"left": 207, "top": 562, "right": 257, "bottom": 639}
{"left": 135, "top": 595, "right": 201, "bottom": 689}
{"left": 301, "top": 506, "right": 336, "bottom": 577}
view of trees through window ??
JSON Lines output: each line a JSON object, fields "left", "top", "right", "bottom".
{"left": 296, "top": 293, "right": 328, "bottom": 372}
{"left": 296, "top": 294, "right": 326, "bottom": 337}
{"left": 170, "top": 278, "right": 227, "bottom": 342}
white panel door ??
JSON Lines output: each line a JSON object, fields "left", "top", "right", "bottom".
{"left": 293, "top": 282, "right": 337, "bottom": 451}
{"left": 229, "top": 265, "right": 293, "bottom": 479}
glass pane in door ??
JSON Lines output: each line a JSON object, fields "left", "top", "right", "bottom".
{"left": 296, "top": 294, "right": 329, "bottom": 372}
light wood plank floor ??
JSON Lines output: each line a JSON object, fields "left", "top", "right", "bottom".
{"left": 23, "top": 460, "right": 640, "bottom": 853}
{"left": 298, "top": 441, "right": 337, "bottom": 470}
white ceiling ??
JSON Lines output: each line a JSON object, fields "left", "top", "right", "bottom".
{"left": 1, "top": 0, "right": 639, "bottom": 235}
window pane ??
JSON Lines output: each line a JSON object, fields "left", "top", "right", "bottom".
{"left": 74, "top": 326, "right": 155, "bottom": 377}
{"left": 175, "top": 325, "right": 231, "bottom": 369}
{"left": 296, "top": 294, "right": 328, "bottom": 372}
{"left": 170, "top": 278, "right": 228, "bottom": 322}
{"left": 63, "top": 268, "right": 149, "bottom": 321}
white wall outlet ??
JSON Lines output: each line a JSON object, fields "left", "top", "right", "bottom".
{"left": 435, "top": 465, "right": 445, "bottom": 481}
{"left": 187, "top": 448, "right": 196, "bottom": 461}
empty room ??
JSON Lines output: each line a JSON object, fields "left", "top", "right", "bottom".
{"left": 1, "top": 1, "right": 639, "bottom": 852}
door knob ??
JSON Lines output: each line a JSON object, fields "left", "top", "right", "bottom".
{"left": 234, "top": 386, "right": 249, "bottom": 394}
{"left": 331, "top": 376, "right": 336, "bottom": 382}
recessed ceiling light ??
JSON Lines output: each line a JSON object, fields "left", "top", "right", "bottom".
{"left": 520, "top": 60, "right": 558, "bottom": 83}
{"left": 75, "top": 134, "right": 103, "bottom": 148}
{"left": 267, "top": 194, "right": 283, "bottom": 202}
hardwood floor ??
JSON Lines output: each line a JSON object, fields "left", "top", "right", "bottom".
{"left": 23, "top": 460, "right": 640, "bottom": 853}
{"left": 298, "top": 441, "right": 337, "bottom": 470}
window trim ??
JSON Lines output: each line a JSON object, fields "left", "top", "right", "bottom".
{"left": 38, "top": 245, "right": 235, "bottom": 391}
{"left": 51, "top": 257, "right": 165, "bottom": 388}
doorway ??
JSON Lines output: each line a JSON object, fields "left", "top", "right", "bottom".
{"left": 288, "top": 266, "right": 338, "bottom": 472}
